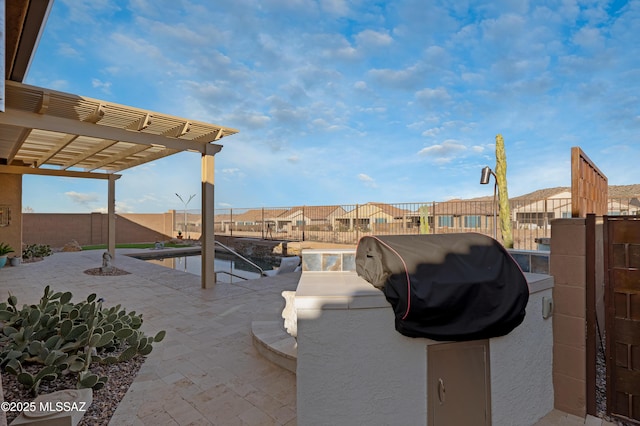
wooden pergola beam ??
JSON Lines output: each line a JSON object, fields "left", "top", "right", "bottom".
{"left": 0, "top": 164, "right": 121, "bottom": 180}
{"left": 0, "top": 108, "right": 212, "bottom": 154}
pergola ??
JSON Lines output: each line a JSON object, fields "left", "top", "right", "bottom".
{"left": 1, "top": 0, "right": 239, "bottom": 288}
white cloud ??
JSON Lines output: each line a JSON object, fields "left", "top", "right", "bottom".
{"left": 368, "top": 63, "right": 424, "bottom": 89}
{"left": 481, "top": 13, "right": 527, "bottom": 44}
{"left": 417, "top": 140, "right": 467, "bottom": 164}
{"left": 422, "top": 127, "right": 442, "bottom": 137}
{"left": 355, "top": 30, "right": 393, "bottom": 48}
{"left": 58, "top": 43, "right": 80, "bottom": 58}
{"left": 58, "top": 0, "right": 121, "bottom": 24}
{"left": 244, "top": 113, "right": 271, "bottom": 129}
{"left": 415, "top": 87, "right": 452, "bottom": 106}
{"left": 65, "top": 191, "right": 100, "bottom": 206}
{"left": 220, "top": 168, "right": 241, "bottom": 175}
{"left": 116, "top": 201, "right": 134, "bottom": 213}
{"left": 91, "top": 78, "right": 112, "bottom": 93}
{"left": 354, "top": 81, "right": 368, "bottom": 90}
{"left": 319, "top": 0, "right": 349, "bottom": 16}
{"left": 335, "top": 45, "right": 359, "bottom": 59}
{"left": 572, "top": 26, "right": 605, "bottom": 51}
{"left": 139, "top": 17, "right": 211, "bottom": 46}
{"left": 358, "top": 173, "right": 377, "bottom": 188}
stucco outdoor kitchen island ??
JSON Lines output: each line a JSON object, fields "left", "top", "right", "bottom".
{"left": 294, "top": 268, "right": 554, "bottom": 426}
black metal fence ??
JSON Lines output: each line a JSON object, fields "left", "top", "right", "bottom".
{"left": 175, "top": 198, "right": 640, "bottom": 250}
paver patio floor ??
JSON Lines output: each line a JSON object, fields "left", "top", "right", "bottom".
{"left": 0, "top": 250, "right": 620, "bottom": 426}
{"left": 0, "top": 250, "right": 298, "bottom": 425}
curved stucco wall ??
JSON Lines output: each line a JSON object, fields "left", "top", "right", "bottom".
{"left": 490, "top": 283, "right": 554, "bottom": 425}
{"left": 295, "top": 271, "right": 554, "bottom": 426}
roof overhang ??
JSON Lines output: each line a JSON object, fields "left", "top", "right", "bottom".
{"left": 3, "top": 0, "right": 229, "bottom": 289}
{"left": 3, "top": 1, "right": 238, "bottom": 178}
{"left": 5, "top": 0, "right": 54, "bottom": 83}
{"left": 0, "top": 81, "right": 238, "bottom": 177}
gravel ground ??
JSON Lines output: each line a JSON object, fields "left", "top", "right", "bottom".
{"left": 83, "top": 267, "right": 131, "bottom": 276}
{"left": 596, "top": 337, "right": 607, "bottom": 417}
{"left": 2, "top": 356, "right": 144, "bottom": 425}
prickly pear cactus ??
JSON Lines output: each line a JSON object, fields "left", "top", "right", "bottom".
{"left": 495, "top": 134, "right": 514, "bottom": 248}
{"left": 0, "top": 286, "right": 166, "bottom": 395}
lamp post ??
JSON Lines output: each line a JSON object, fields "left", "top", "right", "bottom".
{"left": 480, "top": 166, "right": 498, "bottom": 239}
{"left": 176, "top": 193, "right": 196, "bottom": 239}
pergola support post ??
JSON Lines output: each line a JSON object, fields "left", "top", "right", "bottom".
{"left": 107, "top": 174, "right": 117, "bottom": 259}
{"left": 201, "top": 150, "right": 219, "bottom": 289}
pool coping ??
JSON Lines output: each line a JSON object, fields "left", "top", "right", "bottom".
{"left": 125, "top": 246, "right": 202, "bottom": 259}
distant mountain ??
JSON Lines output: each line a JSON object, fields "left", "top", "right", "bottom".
{"left": 513, "top": 185, "right": 640, "bottom": 200}
{"left": 468, "top": 185, "right": 640, "bottom": 202}
{"left": 608, "top": 184, "right": 640, "bottom": 198}
{"left": 512, "top": 187, "right": 571, "bottom": 200}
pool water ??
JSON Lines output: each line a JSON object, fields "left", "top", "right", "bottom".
{"left": 145, "top": 252, "right": 280, "bottom": 283}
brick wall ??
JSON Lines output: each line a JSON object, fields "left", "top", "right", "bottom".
{"left": 550, "top": 218, "right": 587, "bottom": 417}
{"left": 23, "top": 212, "right": 176, "bottom": 248}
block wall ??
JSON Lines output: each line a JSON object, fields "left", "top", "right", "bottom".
{"left": 550, "top": 218, "right": 586, "bottom": 417}
{"left": 22, "top": 212, "right": 175, "bottom": 248}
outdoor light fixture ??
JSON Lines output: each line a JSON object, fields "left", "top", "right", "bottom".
{"left": 480, "top": 166, "right": 493, "bottom": 185}
{"left": 480, "top": 166, "right": 498, "bottom": 239}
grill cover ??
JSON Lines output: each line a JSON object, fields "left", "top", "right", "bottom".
{"left": 356, "top": 233, "right": 528, "bottom": 341}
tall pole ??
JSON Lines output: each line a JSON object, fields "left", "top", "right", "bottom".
{"left": 480, "top": 166, "right": 498, "bottom": 240}
{"left": 176, "top": 193, "right": 196, "bottom": 239}
{"left": 493, "top": 180, "right": 497, "bottom": 240}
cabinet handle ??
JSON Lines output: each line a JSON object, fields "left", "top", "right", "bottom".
{"left": 437, "top": 378, "right": 445, "bottom": 404}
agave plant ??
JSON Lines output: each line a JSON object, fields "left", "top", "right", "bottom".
{"left": 0, "top": 242, "right": 14, "bottom": 256}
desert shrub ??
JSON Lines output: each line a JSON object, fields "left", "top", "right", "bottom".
{"left": 0, "top": 286, "right": 165, "bottom": 395}
{"left": 22, "top": 244, "right": 53, "bottom": 261}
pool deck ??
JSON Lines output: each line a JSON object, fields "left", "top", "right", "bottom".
{"left": 0, "top": 250, "right": 617, "bottom": 425}
{"left": 0, "top": 250, "right": 298, "bottom": 425}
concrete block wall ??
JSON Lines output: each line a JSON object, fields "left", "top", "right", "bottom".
{"left": 22, "top": 212, "right": 175, "bottom": 248}
{"left": 550, "top": 218, "right": 586, "bottom": 417}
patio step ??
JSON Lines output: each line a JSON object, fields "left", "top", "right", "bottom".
{"left": 251, "top": 320, "right": 297, "bottom": 373}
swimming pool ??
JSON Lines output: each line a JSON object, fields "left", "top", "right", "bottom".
{"left": 144, "top": 251, "right": 280, "bottom": 283}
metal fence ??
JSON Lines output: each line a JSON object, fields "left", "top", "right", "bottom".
{"left": 175, "top": 198, "right": 640, "bottom": 250}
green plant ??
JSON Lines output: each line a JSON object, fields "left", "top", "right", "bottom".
{"left": 0, "top": 286, "right": 166, "bottom": 395}
{"left": 0, "top": 243, "right": 14, "bottom": 256}
{"left": 419, "top": 205, "right": 430, "bottom": 234}
{"left": 495, "top": 134, "right": 513, "bottom": 248}
{"left": 21, "top": 244, "right": 52, "bottom": 260}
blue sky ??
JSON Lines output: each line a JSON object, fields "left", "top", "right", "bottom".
{"left": 22, "top": 0, "right": 639, "bottom": 213}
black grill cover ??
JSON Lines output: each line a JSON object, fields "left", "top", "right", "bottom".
{"left": 356, "top": 233, "right": 528, "bottom": 341}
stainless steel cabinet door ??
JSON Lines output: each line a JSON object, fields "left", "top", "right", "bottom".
{"left": 428, "top": 340, "right": 491, "bottom": 426}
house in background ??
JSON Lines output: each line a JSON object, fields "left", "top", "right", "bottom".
{"left": 512, "top": 188, "right": 573, "bottom": 229}
{"left": 334, "top": 203, "right": 415, "bottom": 232}
{"left": 274, "top": 206, "right": 347, "bottom": 232}
{"left": 215, "top": 213, "right": 232, "bottom": 232}
{"left": 430, "top": 199, "right": 495, "bottom": 231}
{"left": 233, "top": 209, "right": 288, "bottom": 229}
{"left": 511, "top": 186, "right": 640, "bottom": 229}
{"left": 607, "top": 198, "right": 640, "bottom": 216}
